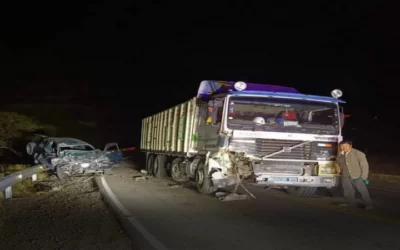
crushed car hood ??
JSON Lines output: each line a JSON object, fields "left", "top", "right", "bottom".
{"left": 59, "top": 149, "right": 110, "bottom": 163}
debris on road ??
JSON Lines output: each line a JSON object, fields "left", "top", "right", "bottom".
{"left": 51, "top": 185, "right": 63, "bottom": 191}
{"left": 215, "top": 191, "right": 229, "bottom": 198}
{"left": 168, "top": 183, "right": 183, "bottom": 188}
{"left": 133, "top": 175, "right": 147, "bottom": 181}
{"left": 140, "top": 169, "right": 148, "bottom": 175}
{"left": 232, "top": 176, "right": 257, "bottom": 199}
{"left": 215, "top": 188, "right": 253, "bottom": 201}
{"left": 217, "top": 192, "right": 250, "bottom": 201}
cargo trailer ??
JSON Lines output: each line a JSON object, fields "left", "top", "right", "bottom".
{"left": 141, "top": 80, "right": 346, "bottom": 196}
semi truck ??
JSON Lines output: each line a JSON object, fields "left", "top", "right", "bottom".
{"left": 140, "top": 80, "right": 345, "bottom": 197}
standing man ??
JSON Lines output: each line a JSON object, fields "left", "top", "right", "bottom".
{"left": 336, "top": 140, "right": 373, "bottom": 210}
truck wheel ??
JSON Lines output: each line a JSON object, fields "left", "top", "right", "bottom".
{"left": 153, "top": 155, "right": 168, "bottom": 178}
{"left": 146, "top": 154, "right": 155, "bottom": 174}
{"left": 286, "top": 187, "right": 317, "bottom": 197}
{"left": 330, "top": 177, "right": 343, "bottom": 197}
{"left": 26, "top": 142, "right": 36, "bottom": 156}
{"left": 195, "top": 161, "right": 217, "bottom": 195}
{"left": 171, "top": 157, "right": 187, "bottom": 182}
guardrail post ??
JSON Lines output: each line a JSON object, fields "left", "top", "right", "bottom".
{"left": 32, "top": 174, "right": 37, "bottom": 182}
{"left": 4, "top": 186, "right": 12, "bottom": 199}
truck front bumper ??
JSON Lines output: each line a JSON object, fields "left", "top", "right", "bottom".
{"left": 254, "top": 175, "right": 339, "bottom": 188}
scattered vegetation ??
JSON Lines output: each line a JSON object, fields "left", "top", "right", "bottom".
{"left": 0, "top": 112, "right": 56, "bottom": 155}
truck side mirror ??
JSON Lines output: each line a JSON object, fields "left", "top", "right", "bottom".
{"left": 339, "top": 113, "right": 344, "bottom": 127}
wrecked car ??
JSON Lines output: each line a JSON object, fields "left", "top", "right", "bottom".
{"left": 26, "top": 135, "right": 123, "bottom": 179}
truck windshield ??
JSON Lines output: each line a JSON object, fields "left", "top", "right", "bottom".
{"left": 60, "top": 145, "right": 95, "bottom": 151}
{"left": 226, "top": 96, "right": 340, "bottom": 135}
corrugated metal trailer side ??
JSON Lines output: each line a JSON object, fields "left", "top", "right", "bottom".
{"left": 140, "top": 97, "right": 199, "bottom": 155}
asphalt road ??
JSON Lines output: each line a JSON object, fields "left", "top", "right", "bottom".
{"left": 102, "top": 165, "right": 400, "bottom": 250}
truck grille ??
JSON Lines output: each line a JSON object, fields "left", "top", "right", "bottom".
{"left": 229, "top": 138, "right": 311, "bottom": 160}
{"left": 229, "top": 138, "right": 338, "bottom": 160}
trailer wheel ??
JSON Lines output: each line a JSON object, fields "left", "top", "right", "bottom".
{"left": 154, "top": 155, "right": 168, "bottom": 178}
{"left": 195, "top": 161, "right": 217, "bottom": 195}
{"left": 286, "top": 186, "right": 317, "bottom": 197}
{"left": 146, "top": 154, "right": 155, "bottom": 174}
{"left": 171, "top": 157, "right": 187, "bottom": 182}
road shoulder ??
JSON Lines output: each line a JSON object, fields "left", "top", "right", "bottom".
{"left": 95, "top": 169, "right": 168, "bottom": 250}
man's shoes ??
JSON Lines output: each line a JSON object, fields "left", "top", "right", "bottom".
{"left": 337, "top": 203, "right": 358, "bottom": 208}
{"left": 364, "top": 205, "right": 373, "bottom": 210}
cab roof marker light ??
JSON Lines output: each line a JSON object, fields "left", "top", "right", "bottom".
{"left": 234, "top": 81, "right": 247, "bottom": 91}
{"left": 331, "top": 89, "right": 343, "bottom": 99}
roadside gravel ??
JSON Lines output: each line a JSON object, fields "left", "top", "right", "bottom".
{"left": 0, "top": 174, "right": 132, "bottom": 250}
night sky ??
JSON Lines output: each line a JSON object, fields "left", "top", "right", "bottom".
{"left": 0, "top": 2, "right": 398, "bottom": 153}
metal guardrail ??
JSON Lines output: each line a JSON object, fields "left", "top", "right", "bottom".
{"left": 0, "top": 165, "right": 46, "bottom": 199}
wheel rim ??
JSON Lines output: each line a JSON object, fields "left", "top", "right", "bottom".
{"left": 172, "top": 163, "right": 181, "bottom": 179}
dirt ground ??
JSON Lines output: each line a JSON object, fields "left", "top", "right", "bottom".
{"left": 0, "top": 174, "right": 132, "bottom": 250}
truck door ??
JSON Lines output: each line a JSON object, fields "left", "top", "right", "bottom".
{"left": 197, "top": 99, "right": 224, "bottom": 151}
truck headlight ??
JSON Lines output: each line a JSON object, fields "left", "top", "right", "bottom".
{"left": 81, "top": 163, "right": 90, "bottom": 168}
{"left": 318, "top": 162, "right": 338, "bottom": 175}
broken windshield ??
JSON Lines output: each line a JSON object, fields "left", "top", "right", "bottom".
{"left": 226, "top": 96, "right": 340, "bottom": 135}
{"left": 60, "top": 145, "right": 95, "bottom": 152}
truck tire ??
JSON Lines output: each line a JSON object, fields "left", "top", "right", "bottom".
{"left": 26, "top": 142, "right": 36, "bottom": 156}
{"left": 154, "top": 155, "right": 168, "bottom": 178}
{"left": 330, "top": 177, "right": 343, "bottom": 197}
{"left": 171, "top": 157, "right": 187, "bottom": 182}
{"left": 195, "top": 161, "right": 217, "bottom": 195}
{"left": 146, "top": 154, "right": 155, "bottom": 175}
{"left": 286, "top": 186, "right": 317, "bottom": 197}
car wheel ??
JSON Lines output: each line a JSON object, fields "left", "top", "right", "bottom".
{"left": 26, "top": 142, "right": 36, "bottom": 156}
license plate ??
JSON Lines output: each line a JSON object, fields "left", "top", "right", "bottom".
{"left": 272, "top": 177, "right": 298, "bottom": 182}
{"left": 283, "top": 121, "right": 298, "bottom": 126}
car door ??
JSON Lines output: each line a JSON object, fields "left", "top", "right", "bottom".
{"left": 103, "top": 143, "right": 123, "bottom": 162}
{"left": 36, "top": 139, "right": 56, "bottom": 169}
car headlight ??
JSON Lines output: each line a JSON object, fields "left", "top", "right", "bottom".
{"left": 318, "top": 162, "right": 338, "bottom": 175}
{"left": 81, "top": 163, "right": 90, "bottom": 168}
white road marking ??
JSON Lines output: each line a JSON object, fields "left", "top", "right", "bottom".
{"left": 101, "top": 176, "right": 168, "bottom": 250}
{"left": 127, "top": 217, "right": 169, "bottom": 250}
{"left": 101, "top": 176, "right": 131, "bottom": 216}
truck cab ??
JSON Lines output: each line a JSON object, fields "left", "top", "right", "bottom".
{"left": 196, "top": 81, "right": 345, "bottom": 196}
